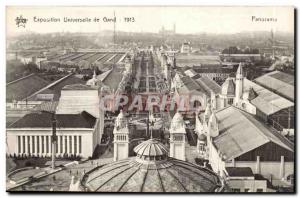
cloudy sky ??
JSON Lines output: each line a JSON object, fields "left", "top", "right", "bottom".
{"left": 6, "top": 6, "right": 294, "bottom": 36}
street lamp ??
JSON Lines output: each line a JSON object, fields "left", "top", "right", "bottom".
{"left": 41, "top": 110, "right": 57, "bottom": 169}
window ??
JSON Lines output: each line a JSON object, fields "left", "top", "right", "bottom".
{"left": 65, "top": 136, "right": 68, "bottom": 153}
{"left": 74, "top": 136, "right": 77, "bottom": 154}
{"left": 46, "top": 136, "right": 49, "bottom": 153}
{"left": 37, "top": 136, "right": 39, "bottom": 154}
{"left": 27, "top": 136, "right": 30, "bottom": 153}
{"left": 69, "top": 136, "right": 72, "bottom": 154}
{"left": 79, "top": 136, "right": 82, "bottom": 154}
{"left": 173, "top": 135, "right": 183, "bottom": 141}
{"left": 256, "top": 189, "right": 263, "bottom": 193}
{"left": 231, "top": 188, "right": 240, "bottom": 192}
{"left": 32, "top": 136, "right": 35, "bottom": 153}
{"left": 60, "top": 136, "right": 63, "bottom": 153}
{"left": 199, "top": 144, "right": 205, "bottom": 151}
{"left": 22, "top": 136, "right": 25, "bottom": 153}
{"left": 18, "top": 136, "right": 21, "bottom": 153}
{"left": 42, "top": 136, "right": 44, "bottom": 153}
{"left": 244, "top": 188, "right": 250, "bottom": 192}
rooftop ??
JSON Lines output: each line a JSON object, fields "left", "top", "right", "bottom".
{"left": 28, "top": 74, "right": 86, "bottom": 101}
{"left": 244, "top": 79, "right": 294, "bottom": 115}
{"left": 7, "top": 111, "right": 96, "bottom": 129}
{"left": 254, "top": 71, "right": 294, "bottom": 102}
{"left": 195, "top": 76, "right": 221, "bottom": 95}
{"left": 101, "top": 67, "right": 125, "bottom": 92}
{"left": 6, "top": 74, "right": 50, "bottom": 102}
{"left": 213, "top": 106, "right": 294, "bottom": 160}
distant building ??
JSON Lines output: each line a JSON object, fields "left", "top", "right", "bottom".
{"left": 220, "top": 54, "right": 262, "bottom": 62}
{"left": 187, "top": 67, "right": 232, "bottom": 85}
{"left": 180, "top": 42, "right": 192, "bottom": 53}
{"left": 159, "top": 24, "right": 176, "bottom": 36}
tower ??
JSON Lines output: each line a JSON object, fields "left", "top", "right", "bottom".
{"left": 235, "top": 63, "right": 244, "bottom": 106}
{"left": 173, "top": 23, "right": 176, "bottom": 34}
{"left": 113, "top": 110, "right": 129, "bottom": 161}
{"left": 169, "top": 112, "right": 186, "bottom": 161}
{"left": 195, "top": 112, "right": 207, "bottom": 159}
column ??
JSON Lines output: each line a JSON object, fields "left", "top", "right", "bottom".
{"left": 77, "top": 135, "right": 80, "bottom": 155}
{"left": 29, "top": 136, "right": 33, "bottom": 155}
{"left": 39, "top": 136, "right": 42, "bottom": 156}
{"left": 20, "top": 135, "right": 24, "bottom": 154}
{"left": 47, "top": 135, "right": 51, "bottom": 156}
{"left": 24, "top": 135, "right": 28, "bottom": 154}
{"left": 255, "top": 156, "right": 260, "bottom": 174}
{"left": 67, "top": 136, "right": 71, "bottom": 155}
{"left": 280, "top": 156, "right": 285, "bottom": 180}
{"left": 57, "top": 135, "right": 60, "bottom": 156}
{"left": 71, "top": 136, "right": 74, "bottom": 155}
{"left": 62, "top": 135, "right": 66, "bottom": 154}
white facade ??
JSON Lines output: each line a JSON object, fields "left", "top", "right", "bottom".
{"left": 6, "top": 122, "right": 100, "bottom": 158}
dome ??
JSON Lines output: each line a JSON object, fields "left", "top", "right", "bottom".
{"left": 198, "top": 133, "right": 206, "bottom": 142}
{"left": 81, "top": 139, "right": 223, "bottom": 192}
{"left": 117, "top": 110, "right": 125, "bottom": 119}
{"left": 170, "top": 112, "right": 186, "bottom": 134}
{"left": 114, "top": 110, "right": 128, "bottom": 132}
{"left": 221, "top": 78, "right": 235, "bottom": 96}
{"left": 134, "top": 138, "right": 168, "bottom": 158}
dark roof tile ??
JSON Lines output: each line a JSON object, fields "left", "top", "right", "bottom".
{"left": 7, "top": 111, "right": 96, "bottom": 128}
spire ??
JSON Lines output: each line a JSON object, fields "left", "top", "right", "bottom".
{"left": 236, "top": 63, "right": 243, "bottom": 77}
{"left": 235, "top": 63, "right": 244, "bottom": 103}
{"left": 208, "top": 112, "right": 219, "bottom": 137}
{"left": 93, "top": 69, "right": 96, "bottom": 79}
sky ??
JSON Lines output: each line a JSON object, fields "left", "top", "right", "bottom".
{"left": 6, "top": 6, "right": 294, "bottom": 36}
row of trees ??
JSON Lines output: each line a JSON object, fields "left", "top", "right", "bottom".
{"left": 7, "top": 153, "right": 82, "bottom": 161}
{"left": 222, "top": 46, "right": 259, "bottom": 54}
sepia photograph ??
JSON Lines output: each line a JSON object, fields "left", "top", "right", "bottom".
{"left": 5, "top": 5, "right": 295, "bottom": 193}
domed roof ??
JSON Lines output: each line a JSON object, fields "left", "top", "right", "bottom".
{"left": 198, "top": 133, "right": 207, "bottom": 141}
{"left": 134, "top": 138, "right": 168, "bottom": 157}
{"left": 81, "top": 139, "right": 223, "bottom": 192}
{"left": 221, "top": 78, "right": 235, "bottom": 96}
{"left": 170, "top": 112, "right": 186, "bottom": 134}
